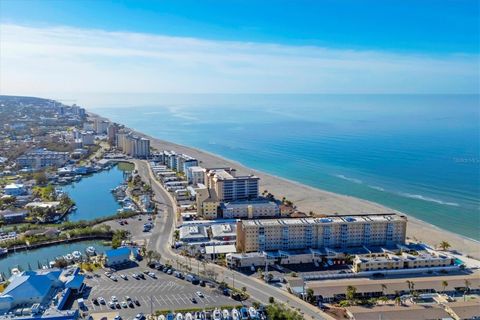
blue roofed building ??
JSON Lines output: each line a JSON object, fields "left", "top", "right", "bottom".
{"left": 104, "top": 247, "right": 132, "bottom": 267}
{"left": 0, "top": 268, "right": 84, "bottom": 319}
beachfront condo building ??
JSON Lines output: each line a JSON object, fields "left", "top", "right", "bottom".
{"left": 205, "top": 168, "right": 259, "bottom": 202}
{"left": 220, "top": 199, "right": 280, "bottom": 219}
{"left": 93, "top": 118, "right": 109, "bottom": 134}
{"left": 236, "top": 214, "right": 407, "bottom": 253}
{"left": 187, "top": 166, "right": 205, "bottom": 185}
{"left": 107, "top": 123, "right": 118, "bottom": 145}
{"left": 176, "top": 154, "right": 198, "bottom": 173}
{"left": 116, "top": 132, "right": 150, "bottom": 158}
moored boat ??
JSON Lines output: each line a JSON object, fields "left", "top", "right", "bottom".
{"left": 85, "top": 246, "right": 96, "bottom": 256}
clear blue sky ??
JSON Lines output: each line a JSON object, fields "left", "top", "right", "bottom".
{"left": 1, "top": 0, "right": 478, "bottom": 53}
{"left": 0, "top": 0, "right": 478, "bottom": 96}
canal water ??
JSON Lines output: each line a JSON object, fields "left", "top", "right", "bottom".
{"left": 63, "top": 163, "right": 132, "bottom": 221}
{"left": 0, "top": 240, "right": 110, "bottom": 276}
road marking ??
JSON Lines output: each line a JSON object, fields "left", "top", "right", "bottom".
{"left": 153, "top": 296, "right": 161, "bottom": 306}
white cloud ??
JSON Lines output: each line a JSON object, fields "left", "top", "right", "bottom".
{"left": 0, "top": 23, "right": 478, "bottom": 99}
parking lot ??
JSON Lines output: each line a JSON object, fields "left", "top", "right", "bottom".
{"left": 103, "top": 213, "right": 157, "bottom": 245}
{"left": 82, "top": 265, "right": 237, "bottom": 318}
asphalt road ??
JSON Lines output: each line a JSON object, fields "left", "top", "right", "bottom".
{"left": 133, "top": 160, "right": 330, "bottom": 320}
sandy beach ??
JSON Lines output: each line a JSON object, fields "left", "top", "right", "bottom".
{"left": 91, "top": 112, "right": 480, "bottom": 260}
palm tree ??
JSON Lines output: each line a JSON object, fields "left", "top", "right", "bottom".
{"left": 346, "top": 285, "right": 357, "bottom": 304}
{"left": 378, "top": 296, "right": 389, "bottom": 305}
{"left": 441, "top": 280, "right": 448, "bottom": 293}
{"left": 394, "top": 296, "right": 402, "bottom": 306}
{"left": 464, "top": 279, "right": 471, "bottom": 301}
{"left": 306, "top": 288, "right": 315, "bottom": 304}
{"left": 381, "top": 284, "right": 388, "bottom": 296}
{"left": 406, "top": 280, "right": 413, "bottom": 293}
{"left": 439, "top": 241, "right": 451, "bottom": 251}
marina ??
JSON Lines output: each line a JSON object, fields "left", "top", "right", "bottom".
{"left": 62, "top": 163, "right": 132, "bottom": 221}
{"left": 0, "top": 240, "right": 110, "bottom": 277}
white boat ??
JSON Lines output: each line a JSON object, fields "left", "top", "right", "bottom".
{"left": 49, "top": 261, "right": 56, "bottom": 268}
{"left": 0, "top": 248, "right": 8, "bottom": 256}
{"left": 175, "top": 313, "right": 184, "bottom": 320}
{"left": 222, "top": 309, "right": 230, "bottom": 320}
{"left": 248, "top": 307, "right": 258, "bottom": 319}
{"left": 212, "top": 309, "right": 222, "bottom": 320}
{"left": 158, "top": 316, "right": 165, "bottom": 320}
{"left": 72, "top": 251, "right": 82, "bottom": 260}
{"left": 184, "top": 313, "right": 193, "bottom": 320}
{"left": 11, "top": 268, "right": 21, "bottom": 276}
{"left": 231, "top": 309, "right": 240, "bottom": 320}
{"left": 85, "top": 246, "right": 96, "bottom": 256}
{"left": 64, "top": 253, "right": 73, "bottom": 262}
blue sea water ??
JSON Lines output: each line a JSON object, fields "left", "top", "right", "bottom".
{"left": 90, "top": 94, "right": 480, "bottom": 240}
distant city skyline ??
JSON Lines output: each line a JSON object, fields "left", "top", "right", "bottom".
{"left": 0, "top": 0, "right": 478, "bottom": 97}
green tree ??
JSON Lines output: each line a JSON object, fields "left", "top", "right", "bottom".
{"left": 265, "top": 303, "right": 303, "bottom": 320}
{"left": 33, "top": 171, "right": 48, "bottom": 185}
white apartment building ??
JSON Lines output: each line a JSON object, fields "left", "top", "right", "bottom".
{"left": 94, "top": 119, "right": 109, "bottom": 134}
{"left": 80, "top": 131, "right": 95, "bottom": 145}
{"left": 115, "top": 132, "right": 150, "bottom": 158}
{"left": 186, "top": 166, "right": 205, "bottom": 185}
{"left": 221, "top": 200, "right": 280, "bottom": 219}
{"left": 205, "top": 168, "right": 259, "bottom": 202}
{"left": 236, "top": 214, "right": 407, "bottom": 253}
{"left": 17, "top": 149, "right": 70, "bottom": 170}
{"left": 176, "top": 154, "right": 198, "bottom": 173}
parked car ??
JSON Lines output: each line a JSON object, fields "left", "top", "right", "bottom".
{"left": 134, "top": 299, "right": 140, "bottom": 306}
{"left": 92, "top": 298, "right": 99, "bottom": 305}
{"left": 196, "top": 291, "right": 204, "bottom": 298}
{"left": 98, "top": 297, "right": 106, "bottom": 305}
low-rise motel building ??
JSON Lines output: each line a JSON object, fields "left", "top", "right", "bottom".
{"left": 287, "top": 272, "right": 480, "bottom": 303}
{"left": 352, "top": 250, "right": 455, "bottom": 273}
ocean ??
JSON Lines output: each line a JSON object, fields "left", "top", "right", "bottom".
{"left": 89, "top": 94, "right": 480, "bottom": 240}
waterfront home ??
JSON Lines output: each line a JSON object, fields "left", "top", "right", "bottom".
{"left": 0, "top": 210, "right": 27, "bottom": 224}
{"left": 3, "top": 183, "right": 26, "bottom": 196}
{"left": 16, "top": 148, "right": 69, "bottom": 170}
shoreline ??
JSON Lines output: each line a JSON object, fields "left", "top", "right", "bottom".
{"left": 88, "top": 111, "right": 480, "bottom": 259}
